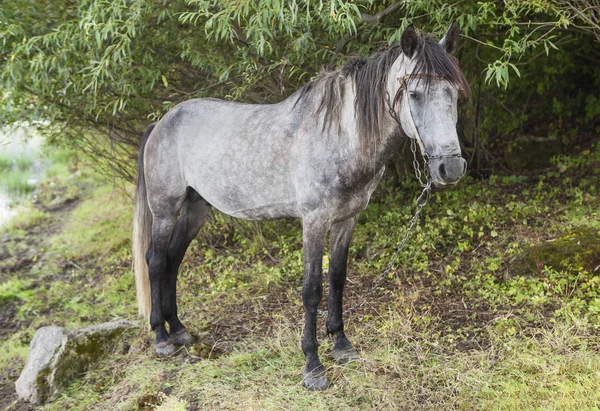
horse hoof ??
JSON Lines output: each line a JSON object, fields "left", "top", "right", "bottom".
{"left": 303, "top": 368, "right": 330, "bottom": 391}
{"left": 331, "top": 347, "right": 359, "bottom": 364}
{"left": 171, "top": 329, "right": 194, "bottom": 345}
{"left": 155, "top": 341, "right": 176, "bottom": 357}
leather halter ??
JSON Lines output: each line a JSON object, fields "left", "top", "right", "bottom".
{"left": 389, "top": 74, "right": 462, "bottom": 162}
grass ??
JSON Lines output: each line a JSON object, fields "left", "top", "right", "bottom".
{"left": 43, "top": 314, "right": 600, "bottom": 410}
{"left": 0, "top": 170, "right": 34, "bottom": 196}
{"left": 0, "top": 153, "right": 33, "bottom": 172}
{"left": 0, "top": 145, "right": 80, "bottom": 200}
{"left": 0, "top": 143, "right": 599, "bottom": 409}
{"left": 0, "top": 155, "right": 12, "bottom": 172}
{"left": 5, "top": 206, "right": 51, "bottom": 231}
{"left": 50, "top": 185, "right": 133, "bottom": 260}
{"left": 0, "top": 153, "right": 36, "bottom": 197}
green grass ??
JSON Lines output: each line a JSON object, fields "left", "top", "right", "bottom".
{"left": 43, "top": 314, "right": 600, "bottom": 410}
{"left": 0, "top": 154, "right": 12, "bottom": 171}
{"left": 0, "top": 153, "right": 33, "bottom": 171}
{"left": 0, "top": 170, "right": 34, "bottom": 196}
{"left": 0, "top": 152, "right": 36, "bottom": 196}
{"left": 14, "top": 155, "right": 34, "bottom": 172}
{"left": 50, "top": 185, "right": 133, "bottom": 260}
{"left": 0, "top": 144, "right": 599, "bottom": 409}
{"left": 3, "top": 206, "right": 50, "bottom": 232}
{"left": 0, "top": 144, "right": 83, "bottom": 202}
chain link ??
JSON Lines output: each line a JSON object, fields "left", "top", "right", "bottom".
{"left": 291, "top": 146, "right": 432, "bottom": 318}
{"left": 336, "top": 174, "right": 431, "bottom": 316}
{"left": 291, "top": 79, "right": 433, "bottom": 317}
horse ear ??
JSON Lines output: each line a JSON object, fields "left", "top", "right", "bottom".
{"left": 439, "top": 21, "right": 460, "bottom": 54}
{"left": 401, "top": 24, "right": 419, "bottom": 58}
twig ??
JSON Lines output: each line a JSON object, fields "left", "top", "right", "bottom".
{"left": 336, "top": 1, "right": 406, "bottom": 55}
{"left": 360, "top": 1, "right": 405, "bottom": 24}
{"left": 67, "top": 260, "right": 82, "bottom": 270}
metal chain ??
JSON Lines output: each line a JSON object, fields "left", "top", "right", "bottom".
{"left": 290, "top": 143, "right": 432, "bottom": 317}
{"left": 291, "top": 80, "right": 433, "bottom": 317}
{"left": 336, "top": 172, "right": 431, "bottom": 316}
{"left": 411, "top": 137, "right": 429, "bottom": 187}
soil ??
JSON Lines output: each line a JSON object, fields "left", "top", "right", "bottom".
{"left": 0, "top": 199, "right": 81, "bottom": 411}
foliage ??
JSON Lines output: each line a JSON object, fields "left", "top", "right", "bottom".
{"left": 4, "top": 206, "right": 50, "bottom": 231}
{"left": 0, "top": 169, "right": 34, "bottom": 196}
{"left": 0, "top": 151, "right": 36, "bottom": 197}
{"left": 1, "top": 0, "right": 598, "bottom": 180}
{"left": 49, "top": 185, "right": 133, "bottom": 260}
{"left": 0, "top": 145, "right": 599, "bottom": 408}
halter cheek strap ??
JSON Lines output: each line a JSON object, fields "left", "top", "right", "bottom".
{"left": 397, "top": 75, "right": 427, "bottom": 159}
{"left": 389, "top": 74, "right": 462, "bottom": 162}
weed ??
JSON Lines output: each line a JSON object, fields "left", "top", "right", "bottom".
{"left": 50, "top": 186, "right": 133, "bottom": 260}
{"left": 1, "top": 146, "right": 599, "bottom": 409}
{"left": 0, "top": 170, "right": 34, "bottom": 196}
{"left": 3, "top": 206, "right": 50, "bottom": 231}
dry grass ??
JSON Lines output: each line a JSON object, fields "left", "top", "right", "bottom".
{"left": 40, "top": 310, "right": 600, "bottom": 410}
{"left": 2, "top": 147, "right": 600, "bottom": 409}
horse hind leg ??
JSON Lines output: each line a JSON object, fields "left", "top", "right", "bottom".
{"left": 163, "top": 189, "right": 210, "bottom": 346}
{"left": 146, "top": 203, "right": 180, "bottom": 357}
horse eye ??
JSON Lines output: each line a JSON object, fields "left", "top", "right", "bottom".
{"left": 409, "top": 91, "right": 420, "bottom": 101}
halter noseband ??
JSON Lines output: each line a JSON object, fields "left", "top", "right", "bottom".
{"left": 389, "top": 74, "right": 462, "bottom": 162}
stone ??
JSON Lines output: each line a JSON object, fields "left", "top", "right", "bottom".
{"left": 506, "top": 135, "right": 563, "bottom": 171}
{"left": 508, "top": 226, "right": 600, "bottom": 279}
{"left": 15, "top": 319, "right": 138, "bottom": 404}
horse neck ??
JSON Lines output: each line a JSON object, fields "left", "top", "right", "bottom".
{"left": 338, "top": 79, "right": 401, "bottom": 177}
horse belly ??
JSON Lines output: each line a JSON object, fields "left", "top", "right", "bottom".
{"left": 190, "top": 173, "right": 299, "bottom": 220}
{"left": 183, "top": 146, "right": 299, "bottom": 220}
{"left": 169, "top": 101, "right": 301, "bottom": 220}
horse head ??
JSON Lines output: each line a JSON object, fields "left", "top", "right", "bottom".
{"left": 388, "top": 23, "right": 470, "bottom": 187}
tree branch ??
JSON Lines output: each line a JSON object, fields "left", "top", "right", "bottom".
{"left": 360, "top": 1, "right": 404, "bottom": 24}
{"left": 335, "top": 1, "right": 405, "bottom": 55}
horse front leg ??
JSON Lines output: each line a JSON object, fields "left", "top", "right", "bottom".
{"left": 327, "top": 217, "right": 360, "bottom": 363}
{"left": 301, "top": 218, "right": 329, "bottom": 390}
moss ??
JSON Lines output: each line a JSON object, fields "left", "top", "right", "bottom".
{"left": 514, "top": 226, "right": 600, "bottom": 276}
{"left": 506, "top": 135, "right": 563, "bottom": 170}
{"left": 50, "top": 328, "right": 135, "bottom": 402}
{"left": 35, "top": 366, "right": 52, "bottom": 403}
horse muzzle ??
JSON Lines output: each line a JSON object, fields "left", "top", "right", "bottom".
{"left": 428, "top": 156, "right": 467, "bottom": 188}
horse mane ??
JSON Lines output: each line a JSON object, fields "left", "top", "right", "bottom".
{"left": 295, "top": 32, "right": 470, "bottom": 148}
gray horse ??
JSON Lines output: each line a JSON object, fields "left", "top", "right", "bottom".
{"left": 133, "top": 23, "right": 469, "bottom": 390}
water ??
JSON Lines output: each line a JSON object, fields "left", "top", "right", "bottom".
{"left": 0, "top": 126, "right": 43, "bottom": 228}
{"left": 0, "top": 192, "right": 17, "bottom": 225}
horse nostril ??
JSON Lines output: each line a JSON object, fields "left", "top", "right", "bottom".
{"left": 439, "top": 163, "right": 447, "bottom": 179}
{"left": 462, "top": 160, "right": 467, "bottom": 175}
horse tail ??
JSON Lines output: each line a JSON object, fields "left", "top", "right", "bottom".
{"left": 133, "top": 123, "right": 156, "bottom": 321}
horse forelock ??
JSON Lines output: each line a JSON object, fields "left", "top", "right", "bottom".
{"left": 413, "top": 37, "right": 471, "bottom": 98}
{"left": 294, "top": 32, "right": 470, "bottom": 157}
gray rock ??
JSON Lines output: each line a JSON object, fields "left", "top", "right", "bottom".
{"left": 506, "top": 135, "right": 563, "bottom": 171}
{"left": 15, "top": 319, "right": 138, "bottom": 404}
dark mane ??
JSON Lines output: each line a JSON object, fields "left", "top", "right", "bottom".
{"left": 295, "top": 32, "right": 470, "bottom": 148}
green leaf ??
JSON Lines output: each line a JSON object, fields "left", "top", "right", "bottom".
{"left": 508, "top": 63, "right": 520, "bottom": 78}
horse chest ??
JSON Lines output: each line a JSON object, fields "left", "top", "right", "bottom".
{"left": 298, "top": 166, "right": 385, "bottom": 222}
{"left": 339, "top": 168, "right": 384, "bottom": 217}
